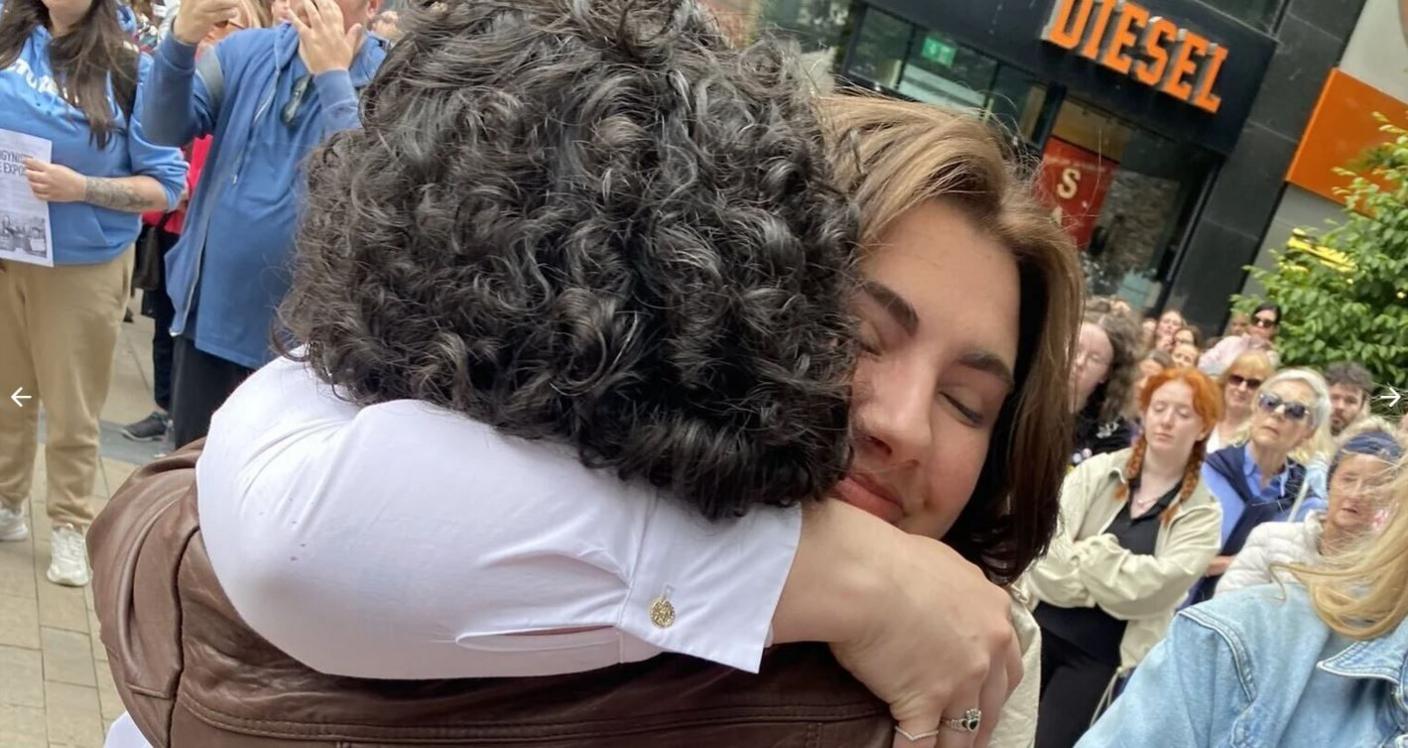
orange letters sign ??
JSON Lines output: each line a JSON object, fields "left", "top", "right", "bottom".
{"left": 1042, "top": 0, "right": 1226, "bottom": 113}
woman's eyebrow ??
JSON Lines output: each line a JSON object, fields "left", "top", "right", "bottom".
{"left": 860, "top": 280, "right": 918, "bottom": 336}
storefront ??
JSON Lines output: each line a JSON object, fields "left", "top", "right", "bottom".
{"left": 812, "top": 0, "right": 1280, "bottom": 314}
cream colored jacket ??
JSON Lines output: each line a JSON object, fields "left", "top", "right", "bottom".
{"left": 991, "top": 592, "right": 1042, "bottom": 748}
{"left": 1025, "top": 448, "right": 1222, "bottom": 672}
{"left": 1215, "top": 513, "right": 1323, "bottom": 597}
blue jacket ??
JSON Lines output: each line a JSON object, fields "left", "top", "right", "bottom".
{"left": 0, "top": 23, "right": 186, "bottom": 265}
{"left": 140, "top": 26, "right": 386, "bottom": 368}
{"left": 1081, "top": 585, "right": 1408, "bottom": 747}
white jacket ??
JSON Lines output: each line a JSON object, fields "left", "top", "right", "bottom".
{"left": 1215, "top": 514, "right": 1323, "bottom": 597}
{"left": 1025, "top": 448, "right": 1222, "bottom": 671}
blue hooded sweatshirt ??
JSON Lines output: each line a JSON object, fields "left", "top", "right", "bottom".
{"left": 0, "top": 15, "right": 187, "bottom": 265}
{"left": 140, "top": 26, "right": 386, "bottom": 369}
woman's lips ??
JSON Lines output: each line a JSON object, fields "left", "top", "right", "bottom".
{"left": 836, "top": 474, "right": 904, "bottom": 525}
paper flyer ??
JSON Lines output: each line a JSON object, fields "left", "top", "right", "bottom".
{"left": 0, "top": 128, "right": 56, "bottom": 267}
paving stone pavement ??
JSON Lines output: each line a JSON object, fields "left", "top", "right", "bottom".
{"left": 2, "top": 300, "right": 164, "bottom": 748}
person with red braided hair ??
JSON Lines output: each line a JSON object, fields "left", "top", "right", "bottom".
{"left": 1025, "top": 367, "right": 1224, "bottom": 748}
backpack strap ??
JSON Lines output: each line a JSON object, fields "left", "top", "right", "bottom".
{"left": 196, "top": 49, "right": 225, "bottom": 116}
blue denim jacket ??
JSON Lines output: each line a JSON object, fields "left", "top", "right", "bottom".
{"left": 1079, "top": 585, "right": 1408, "bottom": 747}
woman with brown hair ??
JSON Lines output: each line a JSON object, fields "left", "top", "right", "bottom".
{"left": 0, "top": 0, "right": 186, "bottom": 586}
{"left": 1070, "top": 310, "right": 1141, "bottom": 466}
{"left": 1027, "top": 368, "right": 1223, "bottom": 747}
{"left": 96, "top": 3, "right": 1082, "bottom": 746}
{"left": 163, "top": 95, "right": 1084, "bottom": 748}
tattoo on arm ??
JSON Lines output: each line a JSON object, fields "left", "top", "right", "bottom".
{"left": 83, "top": 177, "right": 167, "bottom": 213}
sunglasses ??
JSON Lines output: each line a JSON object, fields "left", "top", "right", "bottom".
{"left": 1258, "top": 392, "right": 1310, "bottom": 422}
{"left": 1227, "top": 374, "right": 1263, "bottom": 390}
{"left": 1252, "top": 316, "right": 1277, "bottom": 329}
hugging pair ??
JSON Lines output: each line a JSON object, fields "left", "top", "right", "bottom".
{"left": 93, "top": 2, "right": 1081, "bottom": 747}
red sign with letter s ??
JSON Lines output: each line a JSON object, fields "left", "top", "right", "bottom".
{"left": 1037, "top": 136, "right": 1118, "bottom": 249}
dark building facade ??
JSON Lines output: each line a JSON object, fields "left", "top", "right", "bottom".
{"left": 762, "top": 0, "right": 1368, "bottom": 335}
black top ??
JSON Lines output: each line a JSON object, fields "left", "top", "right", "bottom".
{"left": 1035, "top": 479, "right": 1180, "bottom": 667}
{"left": 1071, "top": 409, "right": 1134, "bottom": 467}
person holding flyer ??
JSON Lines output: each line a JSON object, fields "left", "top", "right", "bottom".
{"left": 0, "top": 0, "right": 187, "bottom": 586}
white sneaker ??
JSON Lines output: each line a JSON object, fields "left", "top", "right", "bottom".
{"left": 0, "top": 505, "right": 28, "bottom": 542}
{"left": 47, "top": 525, "right": 91, "bottom": 587}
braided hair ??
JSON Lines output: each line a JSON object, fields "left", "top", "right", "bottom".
{"left": 1114, "top": 367, "right": 1222, "bottom": 524}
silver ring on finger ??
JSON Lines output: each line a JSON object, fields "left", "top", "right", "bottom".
{"left": 939, "top": 707, "right": 983, "bottom": 733}
{"left": 894, "top": 726, "right": 941, "bottom": 741}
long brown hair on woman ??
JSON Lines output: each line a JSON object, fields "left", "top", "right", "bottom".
{"left": 0, "top": 0, "right": 138, "bottom": 148}
{"left": 1114, "top": 367, "right": 1222, "bottom": 524}
{"left": 819, "top": 94, "right": 1084, "bottom": 584}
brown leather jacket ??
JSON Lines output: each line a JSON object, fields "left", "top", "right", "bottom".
{"left": 90, "top": 443, "right": 892, "bottom": 747}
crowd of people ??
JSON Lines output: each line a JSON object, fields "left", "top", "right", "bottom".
{"left": 1, "top": 0, "right": 1406, "bottom": 747}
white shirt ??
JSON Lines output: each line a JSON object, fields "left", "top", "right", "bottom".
{"left": 107, "top": 356, "right": 801, "bottom": 746}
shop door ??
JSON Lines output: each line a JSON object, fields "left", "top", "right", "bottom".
{"left": 1038, "top": 100, "right": 1215, "bottom": 308}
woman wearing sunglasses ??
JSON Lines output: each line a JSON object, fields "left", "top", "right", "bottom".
{"left": 1198, "top": 302, "right": 1281, "bottom": 376}
{"left": 1215, "top": 429, "right": 1403, "bottom": 597}
{"left": 1078, "top": 448, "right": 1408, "bottom": 748}
{"left": 1184, "top": 368, "right": 1330, "bottom": 603}
{"left": 1205, "top": 351, "right": 1276, "bottom": 453}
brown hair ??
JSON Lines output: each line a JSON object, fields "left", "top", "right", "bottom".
{"left": 819, "top": 95, "right": 1083, "bottom": 583}
{"left": 1083, "top": 309, "right": 1141, "bottom": 423}
{"left": 1114, "top": 367, "right": 1222, "bottom": 523}
{"left": 0, "top": 0, "right": 138, "bottom": 148}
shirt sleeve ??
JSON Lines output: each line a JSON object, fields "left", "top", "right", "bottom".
{"left": 1197, "top": 336, "right": 1242, "bottom": 377}
{"left": 195, "top": 359, "right": 802, "bottom": 679}
{"left": 1073, "top": 499, "right": 1222, "bottom": 621}
{"left": 312, "top": 69, "right": 362, "bottom": 136}
{"left": 1025, "top": 460, "right": 1099, "bottom": 609}
{"left": 127, "top": 54, "right": 189, "bottom": 209}
{"left": 1213, "top": 526, "right": 1274, "bottom": 597}
{"left": 139, "top": 34, "right": 218, "bottom": 146}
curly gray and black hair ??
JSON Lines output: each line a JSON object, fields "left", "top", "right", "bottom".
{"left": 279, "top": 0, "right": 860, "bottom": 519}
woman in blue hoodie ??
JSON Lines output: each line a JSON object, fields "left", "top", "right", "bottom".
{"left": 0, "top": 0, "right": 186, "bottom": 587}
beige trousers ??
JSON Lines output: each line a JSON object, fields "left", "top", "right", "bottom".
{"left": 0, "top": 249, "right": 133, "bottom": 530}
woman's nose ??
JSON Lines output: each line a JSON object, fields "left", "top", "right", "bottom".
{"left": 854, "top": 376, "right": 932, "bottom": 467}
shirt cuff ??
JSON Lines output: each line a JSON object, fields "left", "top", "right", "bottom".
{"left": 620, "top": 497, "right": 803, "bottom": 673}
{"left": 158, "top": 33, "right": 198, "bottom": 72}
{"left": 312, "top": 69, "right": 356, "bottom": 104}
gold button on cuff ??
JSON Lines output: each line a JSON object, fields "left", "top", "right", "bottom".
{"left": 649, "top": 596, "right": 676, "bottom": 628}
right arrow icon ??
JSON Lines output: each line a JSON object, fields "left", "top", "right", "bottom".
{"left": 1376, "top": 387, "right": 1403, "bottom": 409}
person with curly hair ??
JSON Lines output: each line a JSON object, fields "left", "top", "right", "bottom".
{"left": 1027, "top": 368, "right": 1224, "bottom": 748}
{"left": 94, "top": 1, "right": 1083, "bottom": 747}
{"left": 1070, "top": 310, "right": 1141, "bottom": 466}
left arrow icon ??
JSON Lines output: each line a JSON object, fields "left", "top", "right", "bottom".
{"left": 10, "top": 387, "right": 32, "bottom": 407}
